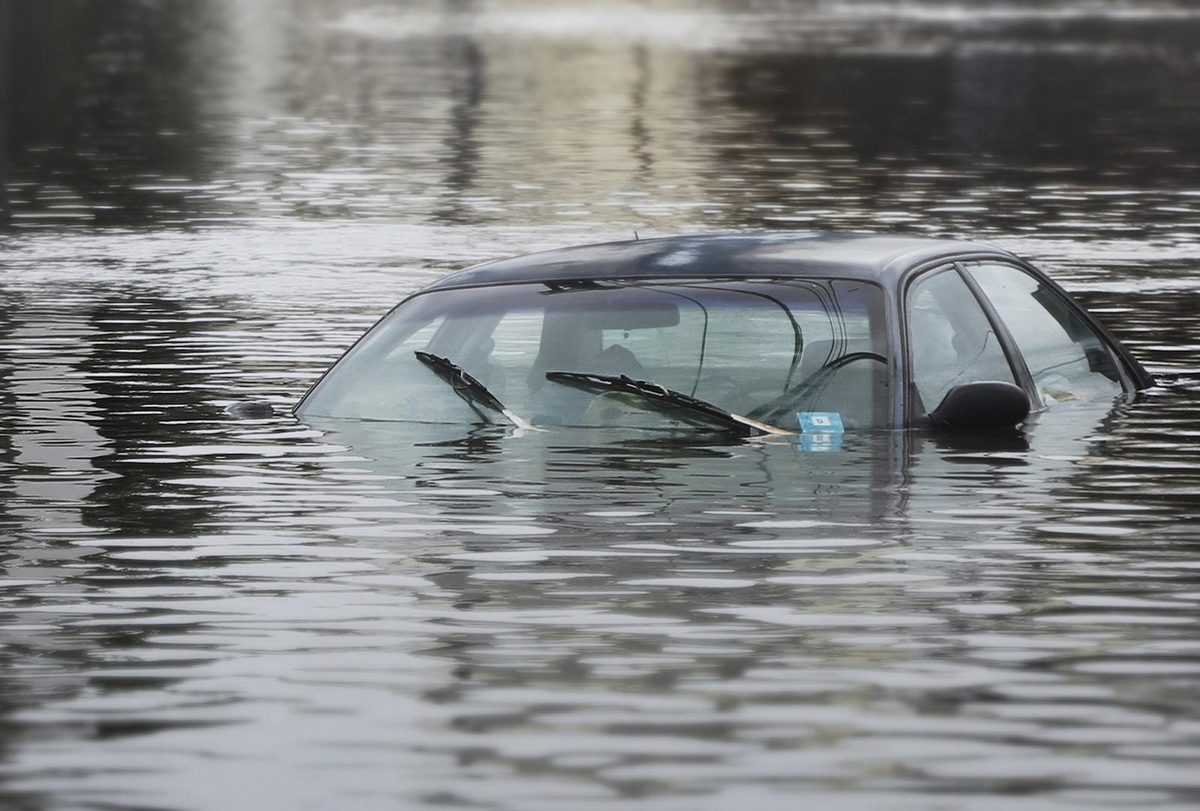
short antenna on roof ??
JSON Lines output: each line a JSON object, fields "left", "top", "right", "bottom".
{"left": 633, "top": 231, "right": 640, "bottom": 241}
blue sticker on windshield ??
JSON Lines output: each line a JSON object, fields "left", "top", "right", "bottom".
{"left": 797, "top": 412, "right": 844, "bottom": 434}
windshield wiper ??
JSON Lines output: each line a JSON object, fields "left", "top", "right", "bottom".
{"left": 545, "top": 371, "right": 792, "bottom": 436}
{"left": 415, "top": 351, "right": 536, "bottom": 431}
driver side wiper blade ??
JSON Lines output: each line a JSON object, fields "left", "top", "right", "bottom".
{"left": 545, "top": 371, "right": 792, "bottom": 436}
{"left": 415, "top": 351, "right": 536, "bottom": 431}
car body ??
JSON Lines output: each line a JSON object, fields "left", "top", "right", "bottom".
{"left": 294, "top": 233, "right": 1153, "bottom": 435}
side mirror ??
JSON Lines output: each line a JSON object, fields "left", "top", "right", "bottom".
{"left": 928, "top": 381, "right": 1030, "bottom": 432}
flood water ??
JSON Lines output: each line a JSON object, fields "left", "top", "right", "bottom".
{"left": 4, "top": 1, "right": 1200, "bottom": 809}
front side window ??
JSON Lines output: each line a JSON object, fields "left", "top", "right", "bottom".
{"left": 298, "top": 279, "right": 890, "bottom": 431}
{"left": 906, "top": 267, "right": 1017, "bottom": 415}
{"left": 964, "top": 263, "right": 1124, "bottom": 406}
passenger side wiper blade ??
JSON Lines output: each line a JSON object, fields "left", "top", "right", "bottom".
{"left": 545, "top": 371, "right": 792, "bottom": 436}
{"left": 415, "top": 351, "right": 535, "bottom": 431}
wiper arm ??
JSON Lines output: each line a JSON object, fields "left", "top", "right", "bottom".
{"left": 546, "top": 371, "right": 792, "bottom": 436}
{"left": 415, "top": 351, "right": 535, "bottom": 431}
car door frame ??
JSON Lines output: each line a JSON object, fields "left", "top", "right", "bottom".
{"left": 897, "top": 253, "right": 1152, "bottom": 428}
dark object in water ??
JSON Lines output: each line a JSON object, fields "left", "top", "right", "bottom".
{"left": 225, "top": 401, "right": 276, "bottom": 419}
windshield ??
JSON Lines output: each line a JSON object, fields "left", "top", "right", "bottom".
{"left": 297, "top": 279, "right": 890, "bottom": 431}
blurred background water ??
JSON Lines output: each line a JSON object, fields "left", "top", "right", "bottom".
{"left": 3, "top": 1, "right": 1200, "bottom": 809}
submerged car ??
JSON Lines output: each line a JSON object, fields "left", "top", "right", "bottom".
{"left": 294, "top": 234, "right": 1153, "bottom": 436}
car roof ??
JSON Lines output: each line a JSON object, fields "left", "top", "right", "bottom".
{"left": 424, "top": 232, "right": 1017, "bottom": 292}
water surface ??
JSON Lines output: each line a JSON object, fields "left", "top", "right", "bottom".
{"left": 3, "top": 2, "right": 1200, "bottom": 809}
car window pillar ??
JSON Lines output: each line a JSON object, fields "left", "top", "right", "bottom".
{"left": 952, "top": 261, "right": 1040, "bottom": 407}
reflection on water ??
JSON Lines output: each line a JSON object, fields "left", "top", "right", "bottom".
{"left": 7, "top": 0, "right": 1200, "bottom": 241}
{"left": 4, "top": 1, "right": 1200, "bottom": 809}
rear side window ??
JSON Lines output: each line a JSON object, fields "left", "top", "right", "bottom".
{"left": 906, "top": 268, "right": 1017, "bottom": 414}
{"left": 964, "top": 263, "right": 1123, "bottom": 406}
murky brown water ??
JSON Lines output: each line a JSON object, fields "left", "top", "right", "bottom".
{"left": 3, "top": 1, "right": 1200, "bottom": 809}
